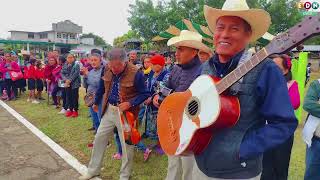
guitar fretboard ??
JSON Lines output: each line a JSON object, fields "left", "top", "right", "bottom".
{"left": 215, "top": 48, "right": 269, "bottom": 94}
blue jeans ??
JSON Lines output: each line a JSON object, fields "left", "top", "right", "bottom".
{"left": 97, "top": 103, "right": 102, "bottom": 122}
{"left": 305, "top": 137, "right": 320, "bottom": 180}
{"left": 89, "top": 104, "right": 102, "bottom": 130}
{"left": 138, "top": 105, "right": 146, "bottom": 125}
{"left": 0, "top": 80, "right": 4, "bottom": 96}
{"left": 136, "top": 141, "right": 147, "bottom": 152}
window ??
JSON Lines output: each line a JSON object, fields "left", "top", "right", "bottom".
{"left": 28, "top": 33, "right": 34, "bottom": 39}
{"left": 62, "top": 33, "right": 67, "bottom": 39}
{"left": 69, "top": 34, "right": 76, "bottom": 39}
{"left": 40, "top": 33, "right": 48, "bottom": 39}
{"left": 57, "top": 33, "right": 62, "bottom": 38}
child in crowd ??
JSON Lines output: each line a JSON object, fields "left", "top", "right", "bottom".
{"left": 35, "top": 60, "right": 45, "bottom": 100}
{"left": 26, "top": 59, "right": 39, "bottom": 104}
{"left": 53, "top": 56, "right": 66, "bottom": 111}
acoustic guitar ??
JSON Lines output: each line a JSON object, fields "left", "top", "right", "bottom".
{"left": 157, "top": 14, "right": 320, "bottom": 156}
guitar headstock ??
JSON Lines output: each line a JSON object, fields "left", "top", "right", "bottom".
{"left": 265, "top": 13, "right": 320, "bottom": 55}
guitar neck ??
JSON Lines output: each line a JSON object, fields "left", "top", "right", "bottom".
{"left": 216, "top": 48, "right": 269, "bottom": 94}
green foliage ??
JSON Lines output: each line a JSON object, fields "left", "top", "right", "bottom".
{"left": 103, "top": 43, "right": 113, "bottom": 51}
{"left": 113, "top": 30, "right": 141, "bottom": 48}
{"left": 265, "top": 0, "right": 303, "bottom": 35}
{"left": 80, "top": 33, "right": 109, "bottom": 46}
{"left": 304, "top": 36, "right": 320, "bottom": 45}
{"left": 128, "top": 0, "right": 166, "bottom": 41}
{"left": 127, "top": 0, "right": 312, "bottom": 44}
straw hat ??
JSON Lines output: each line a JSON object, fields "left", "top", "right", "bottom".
{"left": 21, "top": 50, "right": 30, "bottom": 56}
{"left": 204, "top": 0, "right": 271, "bottom": 42}
{"left": 167, "top": 30, "right": 212, "bottom": 54}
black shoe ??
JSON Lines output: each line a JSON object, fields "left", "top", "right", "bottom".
{"left": 88, "top": 127, "right": 95, "bottom": 131}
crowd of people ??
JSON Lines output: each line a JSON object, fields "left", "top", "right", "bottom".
{"left": 78, "top": 0, "right": 317, "bottom": 180}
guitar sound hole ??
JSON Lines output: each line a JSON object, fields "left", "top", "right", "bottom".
{"left": 188, "top": 100, "right": 199, "bottom": 116}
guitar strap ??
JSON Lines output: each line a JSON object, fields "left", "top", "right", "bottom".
{"left": 229, "top": 50, "right": 254, "bottom": 95}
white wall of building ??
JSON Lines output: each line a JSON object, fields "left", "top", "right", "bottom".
{"left": 80, "top": 38, "right": 94, "bottom": 45}
{"left": 75, "top": 44, "right": 103, "bottom": 53}
{"left": 10, "top": 20, "right": 82, "bottom": 45}
{"left": 48, "top": 32, "right": 56, "bottom": 42}
{"left": 10, "top": 32, "right": 29, "bottom": 41}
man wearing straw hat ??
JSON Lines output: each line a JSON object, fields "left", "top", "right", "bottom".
{"left": 194, "top": 0, "right": 298, "bottom": 179}
{"left": 153, "top": 30, "right": 211, "bottom": 180}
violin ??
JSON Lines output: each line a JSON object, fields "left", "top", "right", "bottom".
{"left": 121, "top": 111, "right": 141, "bottom": 145}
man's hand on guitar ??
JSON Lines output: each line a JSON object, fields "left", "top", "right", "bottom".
{"left": 153, "top": 94, "right": 160, "bottom": 108}
{"left": 119, "top": 102, "right": 131, "bottom": 112}
{"left": 92, "top": 104, "right": 99, "bottom": 112}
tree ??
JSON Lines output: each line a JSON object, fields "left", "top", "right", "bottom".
{"left": 80, "top": 33, "right": 108, "bottom": 46}
{"left": 104, "top": 43, "right": 113, "bottom": 51}
{"left": 128, "top": 0, "right": 166, "bottom": 41}
{"left": 128, "top": 0, "right": 311, "bottom": 45}
{"left": 113, "top": 30, "right": 141, "bottom": 47}
{"left": 264, "top": 0, "right": 303, "bottom": 35}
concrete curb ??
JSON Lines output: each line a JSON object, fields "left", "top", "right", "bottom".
{"left": 0, "top": 100, "right": 101, "bottom": 180}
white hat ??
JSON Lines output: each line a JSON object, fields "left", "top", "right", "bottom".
{"left": 21, "top": 50, "right": 30, "bottom": 55}
{"left": 167, "top": 30, "right": 212, "bottom": 54}
{"left": 204, "top": 0, "right": 271, "bottom": 42}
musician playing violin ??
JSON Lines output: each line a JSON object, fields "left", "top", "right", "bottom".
{"left": 193, "top": 1, "right": 298, "bottom": 180}
{"left": 79, "top": 48, "right": 149, "bottom": 180}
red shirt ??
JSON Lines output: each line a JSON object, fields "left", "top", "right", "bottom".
{"left": 26, "top": 65, "right": 36, "bottom": 79}
{"left": 35, "top": 67, "right": 44, "bottom": 79}
{"left": 44, "top": 64, "right": 56, "bottom": 82}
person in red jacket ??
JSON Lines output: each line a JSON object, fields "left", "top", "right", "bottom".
{"left": 26, "top": 58, "right": 39, "bottom": 104}
{"left": 44, "top": 56, "right": 57, "bottom": 103}
{"left": 35, "top": 60, "right": 45, "bottom": 101}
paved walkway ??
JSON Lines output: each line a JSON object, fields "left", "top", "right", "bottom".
{"left": 0, "top": 106, "right": 80, "bottom": 180}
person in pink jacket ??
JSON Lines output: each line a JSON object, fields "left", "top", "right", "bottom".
{"left": 261, "top": 54, "right": 300, "bottom": 180}
{"left": 272, "top": 54, "right": 300, "bottom": 109}
{"left": 0, "top": 53, "right": 20, "bottom": 100}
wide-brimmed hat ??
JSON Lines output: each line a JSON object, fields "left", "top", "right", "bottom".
{"left": 167, "top": 30, "right": 212, "bottom": 54}
{"left": 21, "top": 50, "right": 30, "bottom": 56}
{"left": 204, "top": 0, "right": 271, "bottom": 42}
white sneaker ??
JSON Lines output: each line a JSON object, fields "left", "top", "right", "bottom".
{"left": 78, "top": 173, "right": 99, "bottom": 180}
{"left": 32, "top": 100, "right": 40, "bottom": 104}
{"left": 27, "top": 98, "right": 31, "bottom": 102}
{"left": 58, "top": 109, "right": 67, "bottom": 114}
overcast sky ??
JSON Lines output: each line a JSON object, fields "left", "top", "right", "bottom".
{"left": 0, "top": 0, "right": 150, "bottom": 44}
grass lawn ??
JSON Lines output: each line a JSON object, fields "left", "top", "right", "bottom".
{"left": 6, "top": 72, "right": 320, "bottom": 180}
